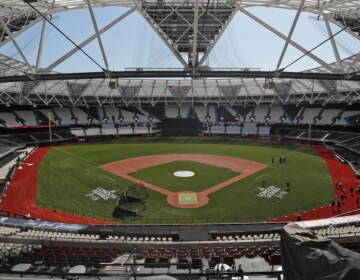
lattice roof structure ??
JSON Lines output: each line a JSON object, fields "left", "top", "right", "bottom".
{"left": 0, "top": 0, "right": 358, "bottom": 106}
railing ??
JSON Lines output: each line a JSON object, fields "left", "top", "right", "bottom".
{"left": 123, "top": 262, "right": 283, "bottom": 280}
{"left": 336, "top": 209, "right": 360, "bottom": 217}
{"left": 0, "top": 267, "right": 283, "bottom": 280}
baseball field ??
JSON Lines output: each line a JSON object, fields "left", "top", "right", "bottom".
{"left": 36, "top": 138, "right": 335, "bottom": 223}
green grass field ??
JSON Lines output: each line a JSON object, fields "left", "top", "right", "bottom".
{"left": 129, "top": 161, "right": 240, "bottom": 192}
{"left": 37, "top": 137, "right": 336, "bottom": 223}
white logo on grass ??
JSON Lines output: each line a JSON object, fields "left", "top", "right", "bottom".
{"left": 257, "top": 185, "right": 287, "bottom": 199}
{"left": 85, "top": 187, "right": 117, "bottom": 201}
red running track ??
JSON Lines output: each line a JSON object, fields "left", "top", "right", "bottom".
{"left": 0, "top": 147, "right": 112, "bottom": 225}
{"left": 268, "top": 145, "right": 360, "bottom": 222}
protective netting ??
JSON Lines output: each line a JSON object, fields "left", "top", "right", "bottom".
{"left": 113, "top": 184, "right": 149, "bottom": 218}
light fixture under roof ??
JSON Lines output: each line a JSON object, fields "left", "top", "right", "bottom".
{"left": 109, "top": 80, "right": 119, "bottom": 90}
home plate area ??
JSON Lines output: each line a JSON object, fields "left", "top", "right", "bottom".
{"left": 178, "top": 193, "right": 198, "bottom": 205}
{"left": 166, "top": 192, "right": 209, "bottom": 208}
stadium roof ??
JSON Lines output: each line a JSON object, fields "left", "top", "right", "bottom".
{"left": 0, "top": 1, "right": 359, "bottom": 16}
{"left": 0, "top": 0, "right": 359, "bottom": 106}
{"left": 0, "top": 0, "right": 359, "bottom": 70}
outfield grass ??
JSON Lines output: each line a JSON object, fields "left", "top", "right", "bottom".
{"left": 37, "top": 138, "right": 336, "bottom": 223}
{"left": 129, "top": 161, "right": 240, "bottom": 192}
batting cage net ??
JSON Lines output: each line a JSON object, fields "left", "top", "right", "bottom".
{"left": 113, "top": 183, "right": 149, "bottom": 218}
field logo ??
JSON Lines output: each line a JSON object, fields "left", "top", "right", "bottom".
{"left": 85, "top": 187, "right": 117, "bottom": 201}
{"left": 257, "top": 185, "right": 287, "bottom": 199}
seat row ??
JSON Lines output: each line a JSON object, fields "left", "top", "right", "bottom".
{"left": 10, "top": 244, "right": 121, "bottom": 267}
{"left": 138, "top": 245, "right": 282, "bottom": 268}
{"left": 15, "top": 230, "right": 100, "bottom": 240}
{"left": 210, "top": 231, "right": 281, "bottom": 242}
{"left": 0, "top": 226, "right": 21, "bottom": 236}
{"left": 106, "top": 234, "right": 176, "bottom": 242}
{"left": 314, "top": 225, "right": 360, "bottom": 238}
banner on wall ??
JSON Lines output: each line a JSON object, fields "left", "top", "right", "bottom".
{"left": 0, "top": 216, "right": 86, "bottom": 231}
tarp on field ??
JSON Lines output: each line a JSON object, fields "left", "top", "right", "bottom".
{"left": 281, "top": 223, "right": 360, "bottom": 280}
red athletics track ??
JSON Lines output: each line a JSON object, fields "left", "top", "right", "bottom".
{"left": 0, "top": 145, "right": 358, "bottom": 225}
{"left": 268, "top": 145, "right": 360, "bottom": 222}
{"left": 0, "top": 147, "right": 112, "bottom": 225}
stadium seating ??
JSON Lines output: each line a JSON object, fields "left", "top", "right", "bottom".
{"left": 71, "top": 107, "right": 91, "bottom": 124}
{"left": 10, "top": 244, "right": 121, "bottom": 266}
{"left": 297, "top": 107, "right": 321, "bottom": 124}
{"left": 316, "top": 109, "right": 340, "bottom": 125}
{"left": 210, "top": 231, "right": 281, "bottom": 242}
{"left": 106, "top": 232, "right": 178, "bottom": 242}
{"left": 165, "top": 104, "right": 179, "bottom": 118}
{"left": 258, "top": 126, "right": 271, "bottom": 135}
{"left": 70, "top": 128, "right": 86, "bottom": 137}
{"left": 120, "top": 108, "right": 137, "bottom": 123}
{"left": 15, "top": 230, "right": 100, "bottom": 241}
{"left": 223, "top": 105, "right": 238, "bottom": 120}
{"left": 14, "top": 111, "right": 37, "bottom": 126}
{"left": 225, "top": 123, "right": 241, "bottom": 134}
{"left": 0, "top": 226, "right": 21, "bottom": 236}
{"left": 314, "top": 224, "right": 360, "bottom": 238}
{"left": 1, "top": 105, "right": 359, "bottom": 129}
{"left": 137, "top": 245, "right": 282, "bottom": 268}
{"left": 194, "top": 105, "right": 207, "bottom": 122}
{"left": 269, "top": 105, "right": 285, "bottom": 124}
{"left": 0, "top": 147, "right": 31, "bottom": 183}
{"left": 298, "top": 130, "right": 328, "bottom": 140}
{"left": 142, "top": 106, "right": 165, "bottom": 122}
{"left": 253, "top": 106, "right": 269, "bottom": 123}
{"left": 337, "top": 110, "right": 360, "bottom": 125}
{"left": 208, "top": 104, "right": 219, "bottom": 122}
{"left": 243, "top": 122, "right": 258, "bottom": 135}
{"left": 286, "top": 129, "right": 360, "bottom": 143}
{"left": 208, "top": 122, "right": 225, "bottom": 134}
{"left": 0, "top": 217, "right": 356, "bottom": 278}
{"left": 85, "top": 127, "right": 101, "bottom": 136}
{"left": 0, "top": 112, "right": 21, "bottom": 128}
{"left": 180, "top": 104, "right": 191, "bottom": 118}
{"left": 52, "top": 107, "right": 75, "bottom": 125}
{"left": 101, "top": 124, "right": 118, "bottom": 135}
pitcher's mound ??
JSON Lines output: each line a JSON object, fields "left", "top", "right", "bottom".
{"left": 173, "top": 171, "right": 195, "bottom": 178}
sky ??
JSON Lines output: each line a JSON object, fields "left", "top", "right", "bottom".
{"left": 0, "top": 5, "right": 359, "bottom": 73}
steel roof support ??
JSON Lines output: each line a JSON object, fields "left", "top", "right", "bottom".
{"left": 323, "top": 16, "right": 343, "bottom": 71}
{"left": 346, "top": 52, "right": 360, "bottom": 75}
{"left": 192, "top": 0, "right": 199, "bottom": 68}
{"left": 276, "top": 0, "right": 305, "bottom": 71}
{"left": 325, "top": 14, "right": 360, "bottom": 41}
{"left": 45, "top": 7, "right": 136, "bottom": 71}
{"left": 138, "top": 7, "right": 188, "bottom": 68}
{"left": 0, "top": 69, "right": 359, "bottom": 83}
{"left": 86, "top": 0, "right": 109, "bottom": 71}
{"left": 0, "top": 16, "right": 33, "bottom": 72}
{"left": 0, "top": 14, "right": 41, "bottom": 48}
{"left": 36, "top": 19, "right": 47, "bottom": 70}
{"left": 239, "top": 7, "right": 335, "bottom": 73}
{"left": 198, "top": 9, "right": 236, "bottom": 66}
